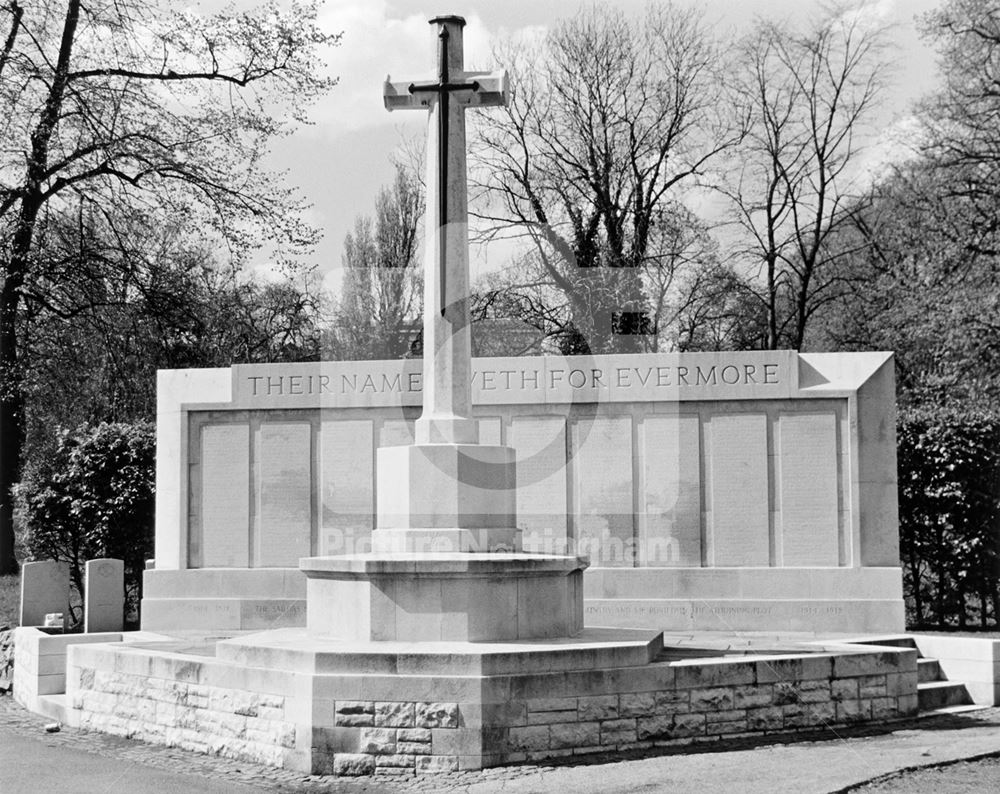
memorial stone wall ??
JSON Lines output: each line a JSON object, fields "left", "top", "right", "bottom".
{"left": 143, "top": 350, "right": 905, "bottom": 633}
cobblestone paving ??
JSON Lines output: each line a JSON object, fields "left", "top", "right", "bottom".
{"left": 4, "top": 694, "right": 1000, "bottom": 793}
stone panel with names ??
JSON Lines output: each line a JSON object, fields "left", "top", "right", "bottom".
{"left": 255, "top": 423, "right": 312, "bottom": 566}
{"left": 319, "top": 420, "right": 374, "bottom": 556}
{"left": 778, "top": 412, "right": 840, "bottom": 566}
{"left": 201, "top": 423, "right": 250, "bottom": 567}
{"left": 641, "top": 415, "right": 701, "bottom": 566}
{"left": 709, "top": 414, "right": 769, "bottom": 566}
{"left": 509, "top": 416, "right": 568, "bottom": 552}
{"left": 573, "top": 416, "right": 634, "bottom": 566}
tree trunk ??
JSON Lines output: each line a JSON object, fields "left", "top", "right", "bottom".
{"left": 0, "top": 213, "right": 26, "bottom": 570}
{"left": 0, "top": 0, "right": 81, "bottom": 575}
{"left": 766, "top": 254, "right": 778, "bottom": 350}
{"left": 0, "top": 381, "right": 21, "bottom": 575}
{"left": 0, "top": 203, "right": 35, "bottom": 576}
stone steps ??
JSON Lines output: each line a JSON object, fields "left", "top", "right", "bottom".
{"left": 917, "top": 657, "right": 941, "bottom": 683}
{"left": 904, "top": 642, "right": 973, "bottom": 713}
{"left": 858, "top": 635, "right": 975, "bottom": 714}
{"left": 35, "top": 693, "right": 70, "bottom": 723}
{"left": 918, "top": 680, "right": 973, "bottom": 711}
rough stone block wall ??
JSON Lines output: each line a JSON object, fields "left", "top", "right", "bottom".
{"left": 68, "top": 665, "right": 295, "bottom": 768}
{"left": 0, "top": 629, "right": 14, "bottom": 694}
{"left": 65, "top": 644, "right": 919, "bottom": 777}
{"left": 498, "top": 660, "right": 919, "bottom": 763}
{"left": 313, "top": 700, "right": 462, "bottom": 776}
{"left": 506, "top": 673, "right": 917, "bottom": 762}
{"left": 11, "top": 635, "right": 33, "bottom": 702}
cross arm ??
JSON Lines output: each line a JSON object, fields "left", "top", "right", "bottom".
{"left": 383, "top": 69, "right": 509, "bottom": 111}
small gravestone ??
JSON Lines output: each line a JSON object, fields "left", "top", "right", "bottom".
{"left": 84, "top": 558, "right": 124, "bottom": 633}
{"left": 19, "top": 560, "right": 70, "bottom": 627}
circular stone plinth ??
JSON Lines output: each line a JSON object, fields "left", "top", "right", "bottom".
{"left": 299, "top": 553, "right": 589, "bottom": 643}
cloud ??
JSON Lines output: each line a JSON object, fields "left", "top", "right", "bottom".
{"left": 854, "top": 113, "right": 925, "bottom": 187}
{"left": 311, "top": 2, "right": 515, "bottom": 134}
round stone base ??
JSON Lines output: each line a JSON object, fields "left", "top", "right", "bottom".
{"left": 300, "top": 553, "right": 588, "bottom": 642}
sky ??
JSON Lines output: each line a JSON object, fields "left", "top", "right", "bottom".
{"left": 257, "top": 0, "right": 945, "bottom": 292}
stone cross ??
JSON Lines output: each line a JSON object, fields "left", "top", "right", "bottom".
{"left": 384, "top": 15, "right": 508, "bottom": 445}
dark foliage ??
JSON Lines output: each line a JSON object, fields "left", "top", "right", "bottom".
{"left": 898, "top": 406, "right": 1000, "bottom": 628}
{"left": 14, "top": 422, "right": 155, "bottom": 626}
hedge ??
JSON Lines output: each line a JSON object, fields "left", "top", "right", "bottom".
{"left": 897, "top": 406, "right": 1000, "bottom": 629}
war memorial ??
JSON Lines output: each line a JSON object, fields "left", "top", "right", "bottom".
{"left": 13, "top": 14, "right": 1000, "bottom": 778}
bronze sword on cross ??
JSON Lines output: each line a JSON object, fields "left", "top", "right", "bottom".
{"left": 384, "top": 15, "right": 508, "bottom": 321}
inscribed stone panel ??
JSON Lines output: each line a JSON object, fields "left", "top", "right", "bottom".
{"left": 319, "top": 420, "right": 375, "bottom": 556}
{"left": 201, "top": 424, "right": 250, "bottom": 567}
{"left": 709, "top": 414, "right": 769, "bottom": 566}
{"left": 778, "top": 412, "right": 839, "bottom": 566}
{"left": 255, "top": 423, "right": 312, "bottom": 566}
{"left": 509, "top": 417, "right": 568, "bottom": 552}
{"left": 573, "top": 416, "right": 634, "bottom": 566}
{"left": 641, "top": 415, "right": 701, "bottom": 566}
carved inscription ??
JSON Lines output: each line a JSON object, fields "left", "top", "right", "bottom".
{"left": 229, "top": 353, "right": 794, "bottom": 408}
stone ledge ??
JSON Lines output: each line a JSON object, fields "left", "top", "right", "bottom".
{"left": 216, "top": 627, "right": 662, "bottom": 675}
{"left": 300, "top": 552, "right": 588, "bottom": 578}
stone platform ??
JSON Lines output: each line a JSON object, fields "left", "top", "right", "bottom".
{"left": 49, "top": 628, "right": 922, "bottom": 776}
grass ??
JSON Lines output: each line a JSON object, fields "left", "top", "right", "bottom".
{"left": 0, "top": 572, "right": 18, "bottom": 629}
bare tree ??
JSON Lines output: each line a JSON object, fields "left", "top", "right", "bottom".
{"left": 472, "top": 202, "right": 723, "bottom": 355}
{"left": 916, "top": 0, "right": 1000, "bottom": 259}
{"left": 0, "top": 0, "right": 337, "bottom": 574}
{"left": 721, "top": 8, "right": 890, "bottom": 349}
{"left": 471, "top": 4, "right": 739, "bottom": 354}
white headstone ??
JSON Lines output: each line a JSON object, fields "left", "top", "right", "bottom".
{"left": 19, "top": 560, "right": 70, "bottom": 627}
{"left": 84, "top": 558, "right": 124, "bottom": 633}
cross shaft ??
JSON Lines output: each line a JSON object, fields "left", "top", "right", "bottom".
{"left": 382, "top": 15, "right": 508, "bottom": 445}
